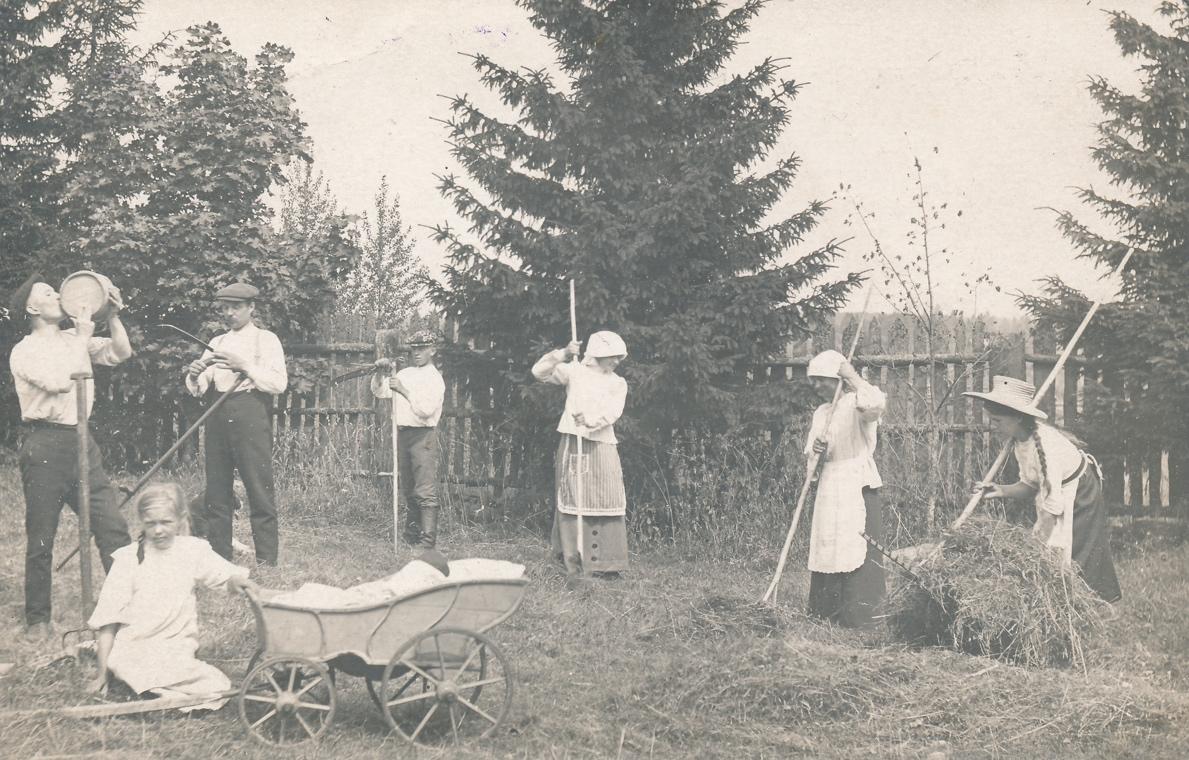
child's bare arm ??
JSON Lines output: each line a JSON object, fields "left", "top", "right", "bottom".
{"left": 89, "top": 624, "right": 119, "bottom": 694}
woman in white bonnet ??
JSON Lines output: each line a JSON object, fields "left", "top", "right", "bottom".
{"left": 966, "top": 375, "right": 1121, "bottom": 602}
{"left": 803, "top": 349, "right": 887, "bottom": 629}
{"left": 532, "top": 331, "right": 629, "bottom": 577}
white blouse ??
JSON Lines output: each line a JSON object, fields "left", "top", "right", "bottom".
{"left": 531, "top": 350, "right": 627, "bottom": 444}
{"left": 805, "top": 384, "right": 886, "bottom": 574}
{"left": 1014, "top": 423, "right": 1085, "bottom": 562}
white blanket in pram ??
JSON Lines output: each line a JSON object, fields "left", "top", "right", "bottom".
{"left": 269, "top": 558, "right": 526, "bottom": 609}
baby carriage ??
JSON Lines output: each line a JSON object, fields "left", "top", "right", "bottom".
{"left": 237, "top": 572, "right": 528, "bottom": 747}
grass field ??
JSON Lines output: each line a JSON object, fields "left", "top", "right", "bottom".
{"left": 0, "top": 451, "right": 1186, "bottom": 759}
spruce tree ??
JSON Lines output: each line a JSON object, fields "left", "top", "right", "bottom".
{"left": 1021, "top": 2, "right": 1189, "bottom": 487}
{"left": 432, "top": 0, "right": 857, "bottom": 441}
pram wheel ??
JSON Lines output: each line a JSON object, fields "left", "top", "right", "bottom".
{"left": 379, "top": 626, "right": 513, "bottom": 745}
{"left": 238, "top": 656, "right": 336, "bottom": 746}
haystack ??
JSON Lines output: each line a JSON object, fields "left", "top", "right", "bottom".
{"left": 883, "top": 517, "right": 1104, "bottom": 669}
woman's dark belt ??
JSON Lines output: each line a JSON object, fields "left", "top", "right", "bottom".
{"left": 21, "top": 419, "right": 76, "bottom": 431}
{"left": 1062, "top": 452, "right": 1103, "bottom": 485}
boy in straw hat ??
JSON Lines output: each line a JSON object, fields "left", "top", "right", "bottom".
{"left": 8, "top": 273, "right": 133, "bottom": 640}
{"left": 533, "top": 330, "right": 629, "bottom": 578}
{"left": 371, "top": 329, "right": 446, "bottom": 550}
{"left": 965, "top": 376, "right": 1121, "bottom": 602}
{"left": 803, "top": 349, "right": 887, "bottom": 629}
{"left": 185, "top": 283, "right": 287, "bottom": 566}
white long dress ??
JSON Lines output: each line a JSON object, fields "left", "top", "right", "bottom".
{"left": 805, "top": 385, "right": 886, "bottom": 574}
{"left": 88, "top": 536, "right": 249, "bottom": 710}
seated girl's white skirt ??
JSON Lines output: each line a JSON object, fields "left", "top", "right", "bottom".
{"left": 108, "top": 637, "right": 231, "bottom": 711}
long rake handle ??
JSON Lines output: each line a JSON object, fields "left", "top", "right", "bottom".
{"left": 72, "top": 373, "right": 93, "bottom": 619}
{"left": 762, "top": 291, "right": 874, "bottom": 603}
{"left": 392, "top": 390, "right": 400, "bottom": 556}
{"left": 2, "top": 689, "right": 240, "bottom": 719}
{"left": 569, "top": 278, "right": 585, "bottom": 566}
{"left": 950, "top": 246, "right": 1137, "bottom": 530}
{"left": 56, "top": 375, "right": 247, "bottom": 571}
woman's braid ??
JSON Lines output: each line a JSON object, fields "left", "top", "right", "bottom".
{"left": 1025, "top": 418, "right": 1050, "bottom": 504}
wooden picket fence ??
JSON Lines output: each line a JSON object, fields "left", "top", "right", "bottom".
{"left": 81, "top": 311, "right": 1182, "bottom": 518}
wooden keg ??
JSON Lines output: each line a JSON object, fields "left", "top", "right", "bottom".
{"left": 60, "top": 271, "right": 116, "bottom": 322}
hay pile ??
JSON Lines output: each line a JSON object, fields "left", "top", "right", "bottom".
{"left": 621, "top": 635, "right": 1185, "bottom": 756}
{"left": 883, "top": 517, "right": 1104, "bottom": 669}
{"left": 686, "top": 593, "right": 782, "bottom": 639}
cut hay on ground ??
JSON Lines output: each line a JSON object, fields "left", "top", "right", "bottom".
{"left": 623, "top": 632, "right": 1185, "bottom": 756}
{"left": 883, "top": 517, "right": 1104, "bottom": 669}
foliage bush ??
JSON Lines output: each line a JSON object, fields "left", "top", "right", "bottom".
{"left": 0, "top": 4, "right": 358, "bottom": 449}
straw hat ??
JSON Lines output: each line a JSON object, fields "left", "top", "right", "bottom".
{"left": 963, "top": 375, "right": 1048, "bottom": 420}
{"left": 586, "top": 331, "right": 627, "bottom": 358}
{"left": 807, "top": 349, "right": 846, "bottom": 379}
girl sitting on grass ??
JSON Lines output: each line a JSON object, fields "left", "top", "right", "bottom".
{"left": 88, "top": 482, "right": 257, "bottom": 710}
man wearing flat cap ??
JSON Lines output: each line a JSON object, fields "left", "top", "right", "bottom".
{"left": 371, "top": 330, "right": 446, "bottom": 549}
{"left": 8, "top": 273, "right": 133, "bottom": 640}
{"left": 185, "top": 283, "right": 287, "bottom": 565}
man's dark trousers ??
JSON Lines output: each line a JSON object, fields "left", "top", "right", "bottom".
{"left": 398, "top": 426, "right": 440, "bottom": 547}
{"left": 198, "top": 391, "right": 278, "bottom": 564}
{"left": 19, "top": 424, "right": 131, "bottom": 625}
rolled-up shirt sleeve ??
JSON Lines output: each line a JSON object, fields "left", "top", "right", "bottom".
{"left": 87, "top": 337, "right": 121, "bottom": 368}
{"left": 184, "top": 348, "right": 216, "bottom": 397}
{"left": 249, "top": 331, "right": 288, "bottom": 394}
{"left": 531, "top": 350, "right": 574, "bottom": 385}
{"left": 585, "top": 377, "right": 627, "bottom": 431}
{"left": 10, "top": 342, "right": 72, "bottom": 394}
{"left": 370, "top": 372, "right": 393, "bottom": 399}
{"left": 407, "top": 372, "right": 445, "bottom": 422}
{"left": 854, "top": 383, "right": 886, "bottom": 423}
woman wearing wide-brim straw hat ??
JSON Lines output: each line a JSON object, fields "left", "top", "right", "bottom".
{"left": 965, "top": 375, "right": 1121, "bottom": 603}
{"left": 804, "top": 349, "right": 888, "bottom": 629}
{"left": 532, "top": 331, "right": 629, "bottom": 578}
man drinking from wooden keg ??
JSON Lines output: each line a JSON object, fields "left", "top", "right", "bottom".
{"left": 184, "top": 283, "right": 287, "bottom": 566}
{"left": 8, "top": 273, "right": 133, "bottom": 640}
{"left": 370, "top": 330, "right": 446, "bottom": 549}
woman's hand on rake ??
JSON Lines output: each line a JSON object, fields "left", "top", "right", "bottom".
{"left": 972, "top": 481, "right": 1006, "bottom": 500}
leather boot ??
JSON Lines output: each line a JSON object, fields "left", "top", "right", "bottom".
{"left": 417, "top": 508, "right": 438, "bottom": 550}
{"left": 402, "top": 500, "right": 422, "bottom": 546}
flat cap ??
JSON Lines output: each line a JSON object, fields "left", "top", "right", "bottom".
{"left": 407, "top": 329, "right": 438, "bottom": 347}
{"left": 8, "top": 272, "right": 47, "bottom": 321}
{"left": 214, "top": 283, "right": 259, "bottom": 302}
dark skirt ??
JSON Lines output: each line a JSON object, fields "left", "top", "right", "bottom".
{"left": 807, "top": 487, "right": 885, "bottom": 629}
{"left": 550, "top": 510, "right": 629, "bottom": 575}
{"left": 1071, "top": 465, "right": 1122, "bottom": 603}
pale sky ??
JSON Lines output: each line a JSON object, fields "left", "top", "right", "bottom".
{"left": 130, "top": 0, "right": 1163, "bottom": 316}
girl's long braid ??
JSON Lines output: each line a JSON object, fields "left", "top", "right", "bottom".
{"left": 136, "top": 533, "right": 146, "bottom": 564}
{"left": 1022, "top": 416, "right": 1050, "bottom": 504}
